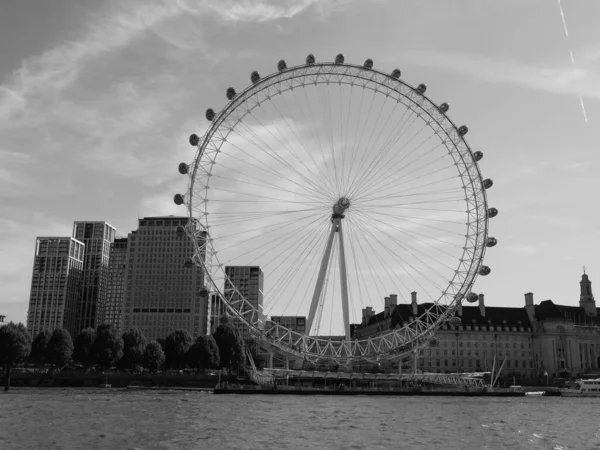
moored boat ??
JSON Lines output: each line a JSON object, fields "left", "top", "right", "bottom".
{"left": 561, "top": 379, "right": 600, "bottom": 397}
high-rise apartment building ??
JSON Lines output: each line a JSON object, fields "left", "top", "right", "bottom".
{"left": 224, "top": 266, "right": 264, "bottom": 337}
{"left": 26, "top": 237, "right": 85, "bottom": 337}
{"left": 121, "top": 216, "right": 209, "bottom": 340}
{"left": 72, "top": 221, "right": 116, "bottom": 331}
{"left": 103, "top": 237, "right": 128, "bottom": 333}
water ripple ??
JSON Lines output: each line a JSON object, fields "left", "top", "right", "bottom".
{"left": 0, "top": 389, "right": 598, "bottom": 449}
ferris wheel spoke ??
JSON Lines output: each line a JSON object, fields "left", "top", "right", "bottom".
{"left": 298, "top": 87, "right": 339, "bottom": 196}
{"left": 264, "top": 218, "right": 331, "bottom": 317}
{"left": 353, "top": 208, "right": 464, "bottom": 254}
{"left": 356, "top": 208, "right": 465, "bottom": 239}
{"left": 272, "top": 94, "right": 339, "bottom": 195}
{"left": 345, "top": 216, "right": 410, "bottom": 302}
{"left": 355, "top": 141, "right": 450, "bottom": 200}
{"left": 216, "top": 210, "right": 323, "bottom": 257}
{"left": 236, "top": 118, "right": 330, "bottom": 198}
{"left": 319, "top": 83, "right": 342, "bottom": 194}
{"left": 343, "top": 87, "right": 376, "bottom": 196}
{"left": 215, "top": 154, "right": 331, "bottom": 202}
{"left": 348, "top": 115, "right": 433, "bottom": 199}
{"left": 351, "top": 209, "right": 463, "bottom": 281}
{"left": 212, "top": 212, "right": 326, "bottom": 242}
{"left": 348, "top": 212, "right": 446, "bottom": 300}
{"left": 357, "top": 158, "right": 455, "bottom": 202}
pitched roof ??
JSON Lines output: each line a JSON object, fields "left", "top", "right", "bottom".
{"left": 535, "top": 300, "right": 600, "bottom": 325}
{"left": 356, "top": 302, "right": 532, "bottom": 330}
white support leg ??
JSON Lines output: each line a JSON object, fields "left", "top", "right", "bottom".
{"left": 306, "top": 222, "right": 337, "bottom": 335}
{"left": 337, "top": 219, "right": 351, "bottom": 341}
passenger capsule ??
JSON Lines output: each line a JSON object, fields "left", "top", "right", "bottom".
{"left": 183, "top": 257, "right": 194, "bottom": 268}
{"left": 334, "top": 53, "right": 345, "bottom": 64}
{"left": 178, "top": 162, "right": 188, "bottom": 175}
{"left": 250, "top": 70, "right": 260, "bottom": 84}
{"left": 483, "top": 178, "right": 494, "bottom": 190}
{"left": 176, "top": 225, "right": 186, "bottom": 237}
{"left": 391, "top": 69, "right": 401, "bottom": 79}
{"left": 173, "top": 194, "right": 184, "bottom": 205}
{"left": 277, "top": 59, "right": 287, "bottom": 72}
{"left": 486, "top": 237, "right": 498, "bottom": 247}
{"left": 205, "top": 108, "right": 215, "bottom": 121}
{"left": 479, "top": 266, "right": 491, "bottom": 276}
{"left": 363, "top": 58, "right": 374, "bottom": 69}
{"left": 417, "top": 83, "right": 427, "bottom": 94}
{"left": 189, "top": 133, "right": 200, "bottom": 146}
{"left": 472, "top": 151, "right": 483, "bottom": 162}
{"left": 226, "top": 87, "right": 236, "bottom": 100}
{"left": 198, "top": 287, "right": 209, "bottom": 298}
{"left": 306, "top": 53, "right": 316, "bottom": 65}
{"left": 466, "top": 292, "right": 479, "bottom": 303}
{"left": 439, "top": 102, "right": 450, "bottom": 113}
{"left": 458, "top": 125, "right": 469, "bottom": 136}
{"left": 487, "top": 207, "right": 498, "bottom": 218}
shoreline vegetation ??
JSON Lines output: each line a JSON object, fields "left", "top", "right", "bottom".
{"left": 2, "top": 371, "right": 234, "bottom": 389}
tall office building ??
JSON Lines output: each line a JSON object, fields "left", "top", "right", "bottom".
{"left": 121, "top": 216, "right": 209, "bottom": 340}
{"left": 210, "top": 293, "right": 227, "bottom": 335}
{"left": 72, "top": 221, "right": 116, "bottom": 331}
{"left": 224, "top": 266, "right": 264, "bottom": 337}
{"left": 26, "top": 237, "right": 85, "bottom": 337}
{"left": 103, "top": 237, "right": 128, "bottom": 333}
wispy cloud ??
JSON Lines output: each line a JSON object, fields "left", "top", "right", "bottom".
{"left": 396, "top": 47, "right": 600, "bottom": 102}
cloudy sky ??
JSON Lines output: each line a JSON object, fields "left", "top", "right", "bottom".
{"left": 1, "top": 0, "right": 599, "bottom": 325}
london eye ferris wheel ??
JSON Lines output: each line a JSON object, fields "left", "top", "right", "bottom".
{"left": 173, "top": 54, "right": 497, "bottom": 365}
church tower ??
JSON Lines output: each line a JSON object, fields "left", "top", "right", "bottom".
{"left": 579, "top": 270, "right": 597, "bottom": 317}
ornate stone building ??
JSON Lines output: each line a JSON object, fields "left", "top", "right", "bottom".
{"left": 352, "top": 272, "right": 600, "bottom": 380}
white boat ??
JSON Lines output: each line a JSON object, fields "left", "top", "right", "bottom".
{"left": 525, "top": 391, "right": 545, "bottom": 396}
{"left": 561, "top": 379, "right": 600, "bottom": 397}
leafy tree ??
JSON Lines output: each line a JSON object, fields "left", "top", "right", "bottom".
{"left": 73, "top": 327, "right": 96, "bottom": 368}
{"left": 0, "top": 322, "right": 32, "bottom": 391}
{"left": 213, "top": 323, "right": 245, "bottom": 372}
{"left": 156, "top": 338, "right": 167, "bottom": 355}
{"left": 164, "top": 329, "right": 193, "bottom": 369}
{"left": 30, "top": 330, "right": 52, "bottom": 365}
{"left": 187, "top": 335, "right": 220, "bottom": 372}
{"left": 143, "top": 341, "right": 165, "bottom": 373}
{"left": 46, "top": 328, "right": 74, "bottom": 368}
{"left": 92, "top": 324, "right": 124, "bottom": 369}
{"left": 119, "top": 328, "right": 147, "bottom": 371}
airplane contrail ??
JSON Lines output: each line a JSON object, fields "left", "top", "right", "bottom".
{"left": 557, "top": 0, "right": 588, "bottom": 124}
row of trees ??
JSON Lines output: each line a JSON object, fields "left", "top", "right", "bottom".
{"left": 1, "top": 317, "right": 254, "bottom": 391}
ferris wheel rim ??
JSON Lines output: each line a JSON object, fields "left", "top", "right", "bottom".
{"left": 182, "top": 58, "right": 491, "bottom": 363}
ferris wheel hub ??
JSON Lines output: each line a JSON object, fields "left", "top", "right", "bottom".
{"left": 333, "top": 197, "right": 350, "bottom": 216}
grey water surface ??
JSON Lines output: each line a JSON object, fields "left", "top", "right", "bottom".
{"left": 1, "top": 388, "right": 599, "bottom": 449}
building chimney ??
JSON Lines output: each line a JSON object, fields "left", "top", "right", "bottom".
{"left": 524, "top": 292, "right": 534, "bottom": 307}
{"left": 478, "top": 293, "right": 485, "bottom": 317}
{"left": 389, "top": 294, "right": 398, "bottom": 306}
{"left": 411, "top": 291, "right": 418, "bottom": 315}
{"left": 384, "top": 296, "right": 391, "bottom": 317}
{"left": 524, "top": 292, "right": 536, "bottom": 324}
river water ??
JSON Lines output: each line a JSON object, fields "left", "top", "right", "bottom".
{"left": 1, "top": 388, "right": 599, "bottom": 449}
